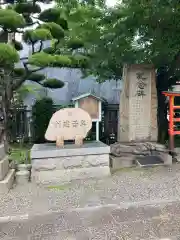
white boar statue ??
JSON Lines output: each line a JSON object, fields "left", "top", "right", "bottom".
{"left": 45, "top": 108, "right": 92, "bottom": 147}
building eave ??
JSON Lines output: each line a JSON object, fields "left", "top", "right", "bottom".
{"left": 72, "top": 92, "right": 105, "bottom": 102}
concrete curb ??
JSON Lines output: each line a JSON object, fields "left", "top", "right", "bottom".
{"left": 0, "top": 214, "right": 29, "bottom": 223}
{"left": 0, "top": 205, "right": 118, "bottom": 223}
{"left": 1, "top": 198, "right": 180, "bottom": 223}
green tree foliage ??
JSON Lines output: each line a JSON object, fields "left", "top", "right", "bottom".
{"left": 43, "top": 78, "right": 65, "bottom": 88}
{"left": 78, "top": 0, "right": 180, "bottom": 143}
{"left": 0, "top": 0, "right": 95, "bottom": 146}
{"left": 0, "top": 43, "right": 19, "bottom": 66}
{"left": 0, "top": 9, "right": 26, "bottom": 30}
{"left": 53, "top": 0, "right": 106, "bottom": 76}
{"left": 32, "top": 97, "right": 54, "bottom": 143}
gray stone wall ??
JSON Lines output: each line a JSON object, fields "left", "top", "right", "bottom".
{"left": 31, "top": 154, "right": 110, "bottom": 184}
{"left": 31, "top": 142, "right": 110, "bottom": 184}
{"left": 32, "top": 154, "right": 109, "bottom": 171}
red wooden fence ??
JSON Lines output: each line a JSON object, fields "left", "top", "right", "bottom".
{"left": 163, "top": 91, "right": 180, "bottom": 152}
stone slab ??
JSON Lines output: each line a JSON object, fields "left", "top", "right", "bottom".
{"left": 0, "top": 169, "right": 15, "bottom": 194}
{"left": 0, "top": 144, "right": 5, "bottom": 160}
{"left": 16, "top": 170, "right": 30, "bottom": 185}
{"left": 31, "top": 166, "right": 110, "bottom": 185}
{"left": 175, "top": 147, "right": 180, "bottom": 154}
{"left": 110, "top": 155, "right": 134, "bottom": 170}
{"left": 31, "top": 141, "right": 110, "bottom": 159}
{"left": 136, "top": 156, "right": 165, "bottom": 167}
{"left": 32, "top": 154, "right": 109, "bottom": 171}
{"left": 160, "top": 153, "right": 172, "bottom": 166}
{"left": 31, "top": 142, "right": 110, "bottom": 184}
{"left": 0, "top": 156, "right": 9, "bottom": 181}
{"left": 174, "top": 148, "right": 180, "bottom": 162}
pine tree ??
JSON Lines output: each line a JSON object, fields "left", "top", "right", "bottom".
{"left": 0, "top": 0, "right": 89, "bottom": 148}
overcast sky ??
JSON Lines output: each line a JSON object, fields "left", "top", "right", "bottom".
{"left": 38, "top": 0, "right": 117, "bottom": 11}
{"left": 106, "top": 0, "right": 117, "bottom": 6}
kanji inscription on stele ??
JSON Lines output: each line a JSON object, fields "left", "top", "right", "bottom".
{"left": 129, "top": 68, "right": 151, "bottom": 141}
{"left": 53, "top": 119, "right": 88, "bottom": 128}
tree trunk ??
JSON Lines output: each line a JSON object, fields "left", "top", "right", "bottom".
{"left": 1, "top": 92, "right": 10, "bottom": 153}
{"left": 0, "top": 71, "right": 12, "bottom": 153}
{"left": 156, "top": 67, "right": 169, "bottom": 144}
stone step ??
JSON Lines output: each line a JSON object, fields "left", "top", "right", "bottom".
{"left": 110, "top": 155, "right": 135, "bottom": 169}
{"left": 136, "top": 155, "right": 165, "bottom": 167}
{"left": 0, "top": 156, "right": 9, "bottom": 181}
{"left": 16, "top": 170, "right": 30, "bottom": 185}
{"left": 31, "top": 166, "right": 110, "bottom": 185}
{"left": 0, "top": 169, "right": 15, "bottom": 194}
{"left": 31, "top": 142, "right": 110, "bottom": 185}
{"left": 110, "top": 154, "right": 172, "bottom": 170}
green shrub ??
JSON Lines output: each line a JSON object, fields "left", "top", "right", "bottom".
{"left": 29, "top": 52, "right": 72, "bottom": 67}
{"left": 0, "top": 9, "right": 25, "bottom": 30}
{"left": 13, "top": 68, "right": 26, "bottom": 77}
{"left": 14, "top": 2, "right": 41, "bottom": 14}
{"left": 28, "top": 73, "right": 45, "bottom": 82}
{"left": 39, "top": 9, "right": 68, "bottom": 30}
{"left": 32, "top": 97, "right": 54, "bottom": 143}
{"left": 28, "top": 52, "right": 56, "bottom": 67}
{"left": 43, "top": 78, "right": 65, "bottom": 88}
{"left": 23, "top": 29, "right": 52, "bottom": 44}
{"left": 39, "top": 8, "right": 61, "bottom": 23}
{"left": 39, "top": 22, "right": 64, "bottom": 39}
{"left": 0, "top": 43, "right": 19, "bottom": 66}
{"left": 67, "top": 38, "right": 84, "bottom": 50}
{"left": 70, "top": 55, "right": 89, "bottom": 68}
{"left": 43, "top": 47, "right": 56, "bottom": 54}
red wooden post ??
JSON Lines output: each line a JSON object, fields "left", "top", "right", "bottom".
{"left": 162, "top": 91, "right": 180, "bottom": 153}
{"left": 169, "top": 95, "right": 174, "bottom": 152}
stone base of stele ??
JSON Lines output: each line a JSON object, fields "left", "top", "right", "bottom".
{"left": 31, "top": 141, "right": 110, "bottom": 185}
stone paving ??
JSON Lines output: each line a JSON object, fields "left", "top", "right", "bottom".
{"left": 1, "top": 199, "right": 180, "bottom": 239}
{"left": 1, "top": 164, "right": 180, "bottom": 217}
{"left": 1, "top": 165, "right": 180, "bottom": 239}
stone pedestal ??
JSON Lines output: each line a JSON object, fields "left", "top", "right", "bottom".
{"left": 110, "top": 142, "right": 172, "bottom": 169}
{"left": 31, "top": 141, "right": 110, "bottom": 185}
{"left": 173, "top": 148, "right": 180, "bottom": 162}
{"left": 110, "top": 155, "right": 135, "bottom": 170}
{"left": 0, "top": 144, "right": 15, "bottom": 194}
{"left": 16, "top": 170, "right": 30, "bottom": 185}
{"left": 114, "top": 64, "right": 171, "bottom": 168}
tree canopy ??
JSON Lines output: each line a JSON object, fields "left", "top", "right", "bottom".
{"left": 73, "top": 0, "right": 180, "bottom": 142}
{"left": 82, "top": 0, "right": 180, "bottom": 84}
{"left": 0, "top": 0, "right": 104, "bottom": 145}
{"left": 0, "top": 0, "right": 103, "bottom": 97}
{"left": 2, "top": 0, "right": 179, "bottom": 144}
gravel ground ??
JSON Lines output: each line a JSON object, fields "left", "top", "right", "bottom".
{"left": 0, "top": 164, "right": 180, "bottom": 217}
{"left": 1, "top": 198, "right": 180, "bottom": 239}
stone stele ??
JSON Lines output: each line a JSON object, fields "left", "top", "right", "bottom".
{"left": 45, "top": 108, "right": 92, "bottom": 147}
{"left": 112, "top": 64, "right": 172, "bottom": 168}
{"left": 118, "top": 64, "right": 157, "bottom": 142}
